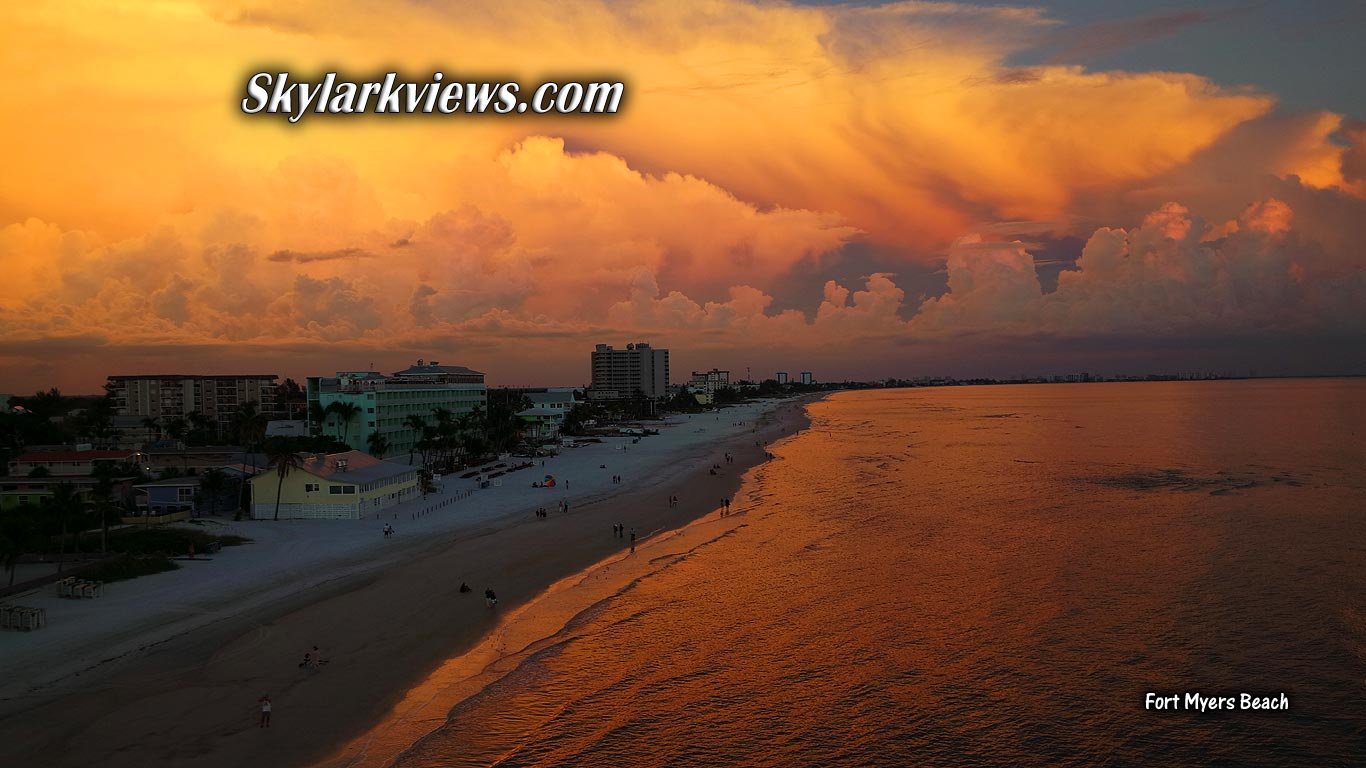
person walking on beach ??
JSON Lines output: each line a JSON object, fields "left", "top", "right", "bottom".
{"left": 258, "top": 695, "right": 272, "bottom": 728}
{"left": 629, "top": 528, "right": 636, "bottom": 553}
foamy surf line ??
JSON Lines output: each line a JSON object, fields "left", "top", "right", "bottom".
{"left": 314, "top": 401, "right": 814, "bottom": 768}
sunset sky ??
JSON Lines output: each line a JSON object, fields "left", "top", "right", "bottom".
{"left": 3, "top": 0, "right": 1365, "bottom": 393}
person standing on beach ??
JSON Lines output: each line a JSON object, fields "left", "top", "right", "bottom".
{"left": 258, "top": 695, "right": 272, "bottom": 728}
{"left": 629, "top": 529, "right": 636, "bottom": 552}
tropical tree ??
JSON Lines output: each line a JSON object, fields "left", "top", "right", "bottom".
{"left": 45, "top": 483, "right": 86, "bottom": 574}
{"left": 366, "top": 431, "right": 389, "bottom": 459}
{"left": 229, "top": 401, "right": 267, "bottom": 450}
{"left": 165, "top": 417, "right": 188, "bottom": 444}
{"left": 325, "top": 401, "right": 361, "bottom": 448}
{"left": 431, "top": 408, "right": 456, "bottom": 470}
{"left": 267, "top": 450, "right": 301, "bottom": 521}
{"left": 485, "top": 391, "right": 533, "bottom": 453}
{"left": 561, "top": 402, "right": 604, "bottom": 436}
{"left": 91, "top": 463, "right": 118, "bottom": 553}
{"left": 186, "top": 410, "right": 215, "bottom": 445}
{"left": 77, "top": 395, "right": 116, "bottom": 445}
{"left": 141, "top": 416, "right": 162, "bottom": 443}
{"left": 199, "top": 467, "right": 229, "bottom": 517}
{"left": 276, "top": 378, "right": 307, "bottom": 420}
{"left": 0, "top": 504, "right": 37, "bottom": 587}
{"left": 165, "top": 416, "right": 190, "bottom": 471}
{"left": 402, "top": 414, "right": 427, "bottom": 465}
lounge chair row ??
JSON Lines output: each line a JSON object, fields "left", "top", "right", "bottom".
{"left": 0, "top": 604, "right": 47, "bottom": 631}
{"left": 57, "top": 577, "right": 105, "bottom": 599}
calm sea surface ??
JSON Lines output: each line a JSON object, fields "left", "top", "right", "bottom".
{"left": 389, "top": 380, "right": 1366, "bottom": 767}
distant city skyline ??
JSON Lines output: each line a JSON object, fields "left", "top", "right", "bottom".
{"left": 2, "top": 1, "right": 1364, "bottom": 394}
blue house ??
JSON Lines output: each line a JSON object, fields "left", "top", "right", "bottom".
{"left": 134, "top": 477, "right": 201, "bottom": 516}
{"left": 134, "top": 468, "right": 246, "bottom": 517}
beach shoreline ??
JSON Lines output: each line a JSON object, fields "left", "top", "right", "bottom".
{"left": 0, "top": 395, "right": 815, "bottom": 768}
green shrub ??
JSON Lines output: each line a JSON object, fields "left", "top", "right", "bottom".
{"left": 80, "top": 555, "right": 179, "bottom": 583}
{"left": 103, "top": 527, "right": 250, "bottom": 556}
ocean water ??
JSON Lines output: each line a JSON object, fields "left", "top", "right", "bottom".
{"left": 387, "top": 380, "right": 1366, "bottom": 767}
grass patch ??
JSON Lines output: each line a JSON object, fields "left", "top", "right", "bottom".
{"left": 80, "top": 555, "right": 179, "bottom": 583}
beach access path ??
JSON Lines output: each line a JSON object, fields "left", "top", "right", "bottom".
{"left": 0, "top": 396, "right": 813, "bottom": 768}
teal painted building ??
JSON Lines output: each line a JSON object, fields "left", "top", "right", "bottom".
{"left": 307, "top": 360, "right": 486, "bottom": 461}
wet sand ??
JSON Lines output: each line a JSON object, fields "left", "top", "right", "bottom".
{"left": 0, "top": 399, "right": 811, "bottom": 768}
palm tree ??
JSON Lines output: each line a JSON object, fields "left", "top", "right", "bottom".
{"left": 199, "top": 467, "right": 228, "bottom": 517}
{"left": 267, "top": 450, "right": 300, "bottom": 521}
{"left": 366, "top": 431, "right": 389, "bottom": 459}
{"left": 91, "top": 463, "right": 118, "bottom": 553}
{"left": 0, "top": 503, "right": 35, "bottom": 586}
{"left": 166, "top": 416, "right": 189, "bottom": 472}
{"left": 186, "top": 410, "right": 214, "bottom": 445}
{"left": 141, "top": 416, "right": 162, "bottom": 443}
{"left": 432, "top": 408, "right": 455, "bottom": 470}
{"left": 402, "top": 414, "right": 427, "bottom": 465}
{"left": 46, "top": 483, "right": 85, "bottom": 574}
{"left": 229, "top": 401, "right": 264, "bottom": 447}
{"left": 325, "top": 401, "right": 361, "bottom": 448}
{"left": 277, "top": 378, "right": 307, "bottom": 420}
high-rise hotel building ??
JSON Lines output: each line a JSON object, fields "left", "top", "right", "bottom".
{"left": 589, "top": 342, "right": 670, "bottom": 401}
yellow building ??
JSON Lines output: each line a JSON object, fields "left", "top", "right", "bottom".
{"left": 249, "top": 450, "right": 420, "bottom": 520}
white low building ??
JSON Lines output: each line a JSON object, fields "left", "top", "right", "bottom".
{"left": 249, "top": 450, "right": 421, "bottom": 520}
{"left": 518, "top": 388, "right": 578, "bottom": 441}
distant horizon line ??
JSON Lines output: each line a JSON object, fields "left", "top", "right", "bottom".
{"left": 11, "top": 371, "right": 1364, "bottom": 401}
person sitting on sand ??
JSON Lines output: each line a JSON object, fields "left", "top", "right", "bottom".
{"left": 459, "top": 582, "right": 471, "bottom": 593}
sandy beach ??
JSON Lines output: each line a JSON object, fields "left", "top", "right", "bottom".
{"left": 0, "top": 396, "right": 813, "bottom": 768}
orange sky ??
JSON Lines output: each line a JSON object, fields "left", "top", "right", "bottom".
{"left": 2, "top": 0, "right": 1364, "bottom": 391}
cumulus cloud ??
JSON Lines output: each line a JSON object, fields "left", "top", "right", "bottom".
{"left": 1, "top": 0, "right": 1364, "bottom": 390}
{"left": 913, "top": 198, "right": 1365, "bottom": 337}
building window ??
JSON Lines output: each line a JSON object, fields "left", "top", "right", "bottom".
{"left": 344, "top": 485, "right": 356, "bottom": 494}
{"left": 177, "top": 487, "right": 194, "bottom": 502}
{"left": 305, "top": 483, "right": 319, "bottom": 492}
{"left": 330, "top": 485, "right": 343, "bottom": 494}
